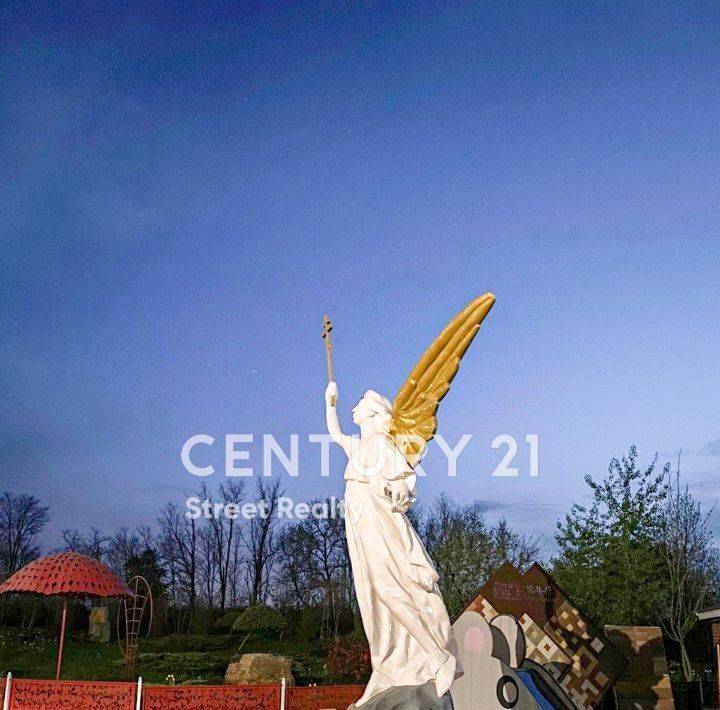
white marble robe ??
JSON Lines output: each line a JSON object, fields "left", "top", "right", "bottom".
{"left": 342, "top": 432, "right": 461, "bottom": 705}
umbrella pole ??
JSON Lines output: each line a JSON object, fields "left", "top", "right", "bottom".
{"left": 56, "top": 599, "right": 67, "bottom": 680}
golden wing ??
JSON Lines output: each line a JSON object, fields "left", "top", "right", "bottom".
{"left": 390, "top": 293, "right": 496, "bottom": 466}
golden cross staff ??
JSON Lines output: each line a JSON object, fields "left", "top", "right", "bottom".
{"left": 322, "top": 314, "right": 336, "bottom": 404}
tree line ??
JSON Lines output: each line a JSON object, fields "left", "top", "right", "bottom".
{"left": 0, "top": 477, "right": 537, "bottom": 639}
{"left": 554, "top": 446, "right": 719, "bottom": 680}
{"left": 0, "top": 445, "right": 717, "bottom": 680}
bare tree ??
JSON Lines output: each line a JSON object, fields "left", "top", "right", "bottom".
{"left": 60, "top": 529, "right": 84, "bottom": 553}
{"left": 419, "top": 494, "right": 540, "bottom": 618}
{"left": 275, "top": 498, "right": 352, "bottom": 637}
{"left": 106, "top": 527, "right": 144, "bottom": 577}
{"left": 60, "top": 527, "right": 107, "bottom": 559}
{"left": 659, "top": 459, "right": 720, "bottom": 681}
{"left": 243, "top": 477, "right": 284, "bottom": 606}
{"left": 301, "top": 499, "right": 352, "bottom": 637}
{"left": 0, "top": 492, "right": 50, "bottom": 578}
{"left": 206, "top": 480, "right": 245, "bottom": 614}
{"left": 276, "top": 523, "right": 315, "bottom": 609}
{"left": 136, "top": 525, "right": 156, "bottom": 551}
{"left": 198, "top": 524, "right": 217, "bottom": 608}
{"left": 229, "top": 531, "right": 246, "bottom": 607}
{"left": 157, "top": 501, "right": 198, "bottom": 613}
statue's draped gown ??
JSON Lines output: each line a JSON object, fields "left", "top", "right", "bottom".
{"left": 342, "top": 432, "right": 460, "bottom": 706}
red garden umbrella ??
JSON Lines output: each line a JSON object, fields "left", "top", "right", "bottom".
{"left": 0, "top": 552, "right": 132, "bottom": 679}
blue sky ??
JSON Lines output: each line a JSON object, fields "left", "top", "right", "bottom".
{"left": 1, "top": 1, "right": 719, "bottom": 553}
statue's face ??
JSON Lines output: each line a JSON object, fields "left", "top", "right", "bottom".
{"left": 352, "top": 396, "right": 374, "bottom": 425}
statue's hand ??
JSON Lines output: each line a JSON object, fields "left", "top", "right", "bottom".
{"left": 388, "top": 480, "right": 412, "bottom": 513}
{"left": 325, "top": 381, "right": 338, "bottom": 406}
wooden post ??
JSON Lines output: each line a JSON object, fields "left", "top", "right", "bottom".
{"left": 715, "top": 643, "right": 720, "bottom": 707}
{"left": 322, "top": 315, "right": 336, "bottom": 404}
{"left": 56, "top": 599, "right": 68, "bottom": 680}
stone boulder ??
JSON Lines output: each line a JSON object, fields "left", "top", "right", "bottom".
{"left": 88, "top": 606, "right": 111, "bottom": 643}
{"left": 224, "top": 653, "right": 294, "bottom": 685}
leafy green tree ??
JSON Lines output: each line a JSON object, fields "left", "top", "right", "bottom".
{"left": 232, "top": 604, "right": 287, "bottom": 652}
{"left": 553, "top": 446, "right": 669, "bottom": 627}
{"left": 214, "top": 610, "right": 242, "bottom": 632}
{"left": 417, "top": 494, "right": 539, "bottom": 618}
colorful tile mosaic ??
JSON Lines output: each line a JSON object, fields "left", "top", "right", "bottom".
{"left": 460, "top": 562, "right": 627, "bottom": 709}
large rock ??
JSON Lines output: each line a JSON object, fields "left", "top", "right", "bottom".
{"left": 224, "top": 653, "right": 294, "bottom": 685}
{"left": 349, "top": 683, "right": 453, "bottom": 710}
{"left": 88, "top": 606, "right": 111, "bottom": 643}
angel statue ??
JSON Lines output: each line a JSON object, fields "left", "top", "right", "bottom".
{"left": 324, "top": 293, "right": 496, "bottom": 709}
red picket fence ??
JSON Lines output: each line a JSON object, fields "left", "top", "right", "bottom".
{"left": 0, "top": 678, "right": 364, "bottom": 710}
{"left": 287, "top": 685, "right": 364, "bottom": 709}
{"left": 8, "top": 679, "right": 136, "bottom": 709}
{"left": 142, "top": 684, "right": 280, "bottom": 710}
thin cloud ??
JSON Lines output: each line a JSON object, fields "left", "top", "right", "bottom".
{"left": 702, "top": 439, "right": 720, "bottom": 457}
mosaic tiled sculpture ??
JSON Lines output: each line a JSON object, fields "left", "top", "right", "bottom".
{"left": 451, "top": 562, "right": 627, "bottom": 709}
{"left": 604, "top": 626, "right": 675, "bottom": 709}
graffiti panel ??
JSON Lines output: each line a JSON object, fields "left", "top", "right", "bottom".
{"left": 10, "top": 679, "right": 136, "bottom": 710}
{"left": 456, "top": 562, "right": 627, "bottom": 709}
{"left": 141, "top": 684, "right": 280, "bottom": 710}
{"left": 287, "top": 684, "right": 364, "bottom": 710}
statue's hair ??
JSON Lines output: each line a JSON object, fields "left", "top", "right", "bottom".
{"left": 361, "top": 390, "right": 393, "bottom": 432}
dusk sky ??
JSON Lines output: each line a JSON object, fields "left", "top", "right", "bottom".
{"left": 2, "top": 1, "right": 719, "bottom": 554}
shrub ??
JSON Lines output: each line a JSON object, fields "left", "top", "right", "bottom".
{"left": 231, "top": 604, "right": 287, "bottom": 654}
{"left": 149, "top": 634, "right": 235, "bottom": 652}
{"left": 137, "top": 651, "right": 227, "bottom": 676}
{"left": 214, "top": 611, "right": 242, "bottom": 632}
{"left": 324, "top": 637, "right": 371, "bottom": 684}
{"left": 297, "top": 605, "right": 321, "bottom": 643}
{"left": 232, "top": 605, "right": 286, "bottom": 638}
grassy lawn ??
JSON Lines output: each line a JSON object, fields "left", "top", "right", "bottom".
{"left": 0, "top": 630, "right": 328, "bottom": 686}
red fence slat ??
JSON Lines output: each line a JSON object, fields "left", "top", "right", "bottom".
{"left": 9, "top": 679, "right": 136, "bottom": 710}
{"left": 142, "top": 684, "right": 281, "bottom": 710}
{"left": 2, "top": 678, "right": 364, "bottom": 709}
{"left": 286, "top": 685, "right": 364, "bottom": 710}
